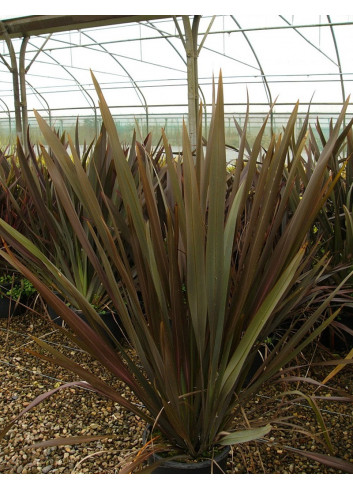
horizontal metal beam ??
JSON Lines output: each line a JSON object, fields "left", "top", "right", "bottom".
{"left": 0, "top": 15, "right": 175, "bottom": 39}
{"left": 5, "top": 17, "right": 346, "bottom": 42}
{"left": 1, "top": 100, "right": 351, "bottom": 115}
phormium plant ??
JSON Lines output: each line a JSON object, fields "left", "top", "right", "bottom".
{"left": 0, "top": 72, "right": 353, "bottom": 473}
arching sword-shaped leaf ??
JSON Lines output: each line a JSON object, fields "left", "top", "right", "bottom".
{"left": 205, "top": 73, "right": 227, "bottom": 345}
{"left": 182, "top": 121, "right": 207, "bottom": 354}
{"left": 218, "top": 424, "right": 272, "bottom": 446}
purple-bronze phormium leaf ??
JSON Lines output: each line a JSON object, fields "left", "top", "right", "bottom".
{"left": 282, "top": 445, "right": 353, "bottom": 474}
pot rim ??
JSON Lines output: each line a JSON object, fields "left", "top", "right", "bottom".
{"left": 143, "top": 424, "right": 230, "bottom": 470}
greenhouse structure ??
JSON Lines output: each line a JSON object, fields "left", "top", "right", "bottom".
{"left": 1, "top": 15, "right": 353, "bottom": 146}
{"left": 0, "top": 15, "right": 353, "bottom": 476}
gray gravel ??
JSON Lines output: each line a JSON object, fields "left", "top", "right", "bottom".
{"left": 0, "top": 309, "right": 352, "bottom": 474}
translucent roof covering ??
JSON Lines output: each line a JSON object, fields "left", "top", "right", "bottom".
{"left": 1, "top": 14, "right": 353, "bottom": 143}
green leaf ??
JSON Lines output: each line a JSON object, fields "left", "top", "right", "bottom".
{"left": 220, "top": 246, "right": 305, "bottom": 397}
{"left": 218, "top": 424, "right": 272, "bottom": 445}
{"left": 279, "top": 390, "right": 334, "bottom": 454}
{"left": 205, "top": 74, "right": 227, "bottom": 339}
{"left": 182, "top": 121, "right": 207, "bottom": 353}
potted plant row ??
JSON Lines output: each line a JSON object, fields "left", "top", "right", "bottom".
{"left": 309, "top": 122, "right": 353, "bottom": 352}
{"left": 2, "top": 126, "right": 128, "bottom": 343}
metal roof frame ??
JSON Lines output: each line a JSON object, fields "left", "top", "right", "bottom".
{"left": 0, "top": 15, "right": 352, "bottom": 150}
{"left": 0, "top": 14, "right": 204, "bottom": 150}
{"left": 0, "top": 15, "right": 174, "bottom": 39}
{"left": 0, "top": 16, "right": 178, "bottom": 149}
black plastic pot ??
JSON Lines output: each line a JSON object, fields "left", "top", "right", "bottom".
{"left": 320, "top": 319, "right": 353, "bottom": 352}
{"left": 317, "top": 305, "right": 353, "bottom": 352}
{"left": 243, "top": 348, "right": 265, "bottom": 386}
{"left": 0, "top": 282, "right": 27, "bottom": 318}
{"left": 142, "top": 425, "right": 229, "bottom": 474}
{"left": 46, "top": 300, "right": 124, "bottom": 343}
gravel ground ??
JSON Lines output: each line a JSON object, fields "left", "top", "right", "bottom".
{"left": 0, "top": 308, "right": 352, "bottom": 474}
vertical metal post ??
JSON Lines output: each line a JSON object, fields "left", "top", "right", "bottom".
{"left": 19, "top": 36, "right": 29, "bottom": 151}
{"left": 1, "top": 26, "right": 22, "bottom": 142}
{"left": 0, "top": 23, "right": 32, "bottom": 148}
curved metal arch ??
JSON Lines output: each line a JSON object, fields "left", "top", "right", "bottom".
{"left": 172, "top": 16, "right": 259, "bottom": 71}
{"left": 0, "top": 50, "right": 11, "bottom": 71}
{"left": 28, "top": 39, "right": 99, "bottom": 136}
{"left": 80, "top": 30, "right": 150, "bottom": 133}
{"left": 279, "top": 15, "right": 345, "bottom": 106}
{"left": 0, "top": 97, "right": 12, "bottom": 142}
{"left": 32, "top": 31, "right": 187, "bottom": 74}
{"left": 279, "top": 15, "right": 337, "bottom": 66}
{"left": 230, "top": 16, "right": 274, "bottom": 130}
{"left": 26, "top": 80, "right": 52, "bottom": 126}
{"left": 327, "top": 15, "right": 346, "bottom": 105}
{"left": 145, "top": 20, "right": 186, "bottom": 64}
